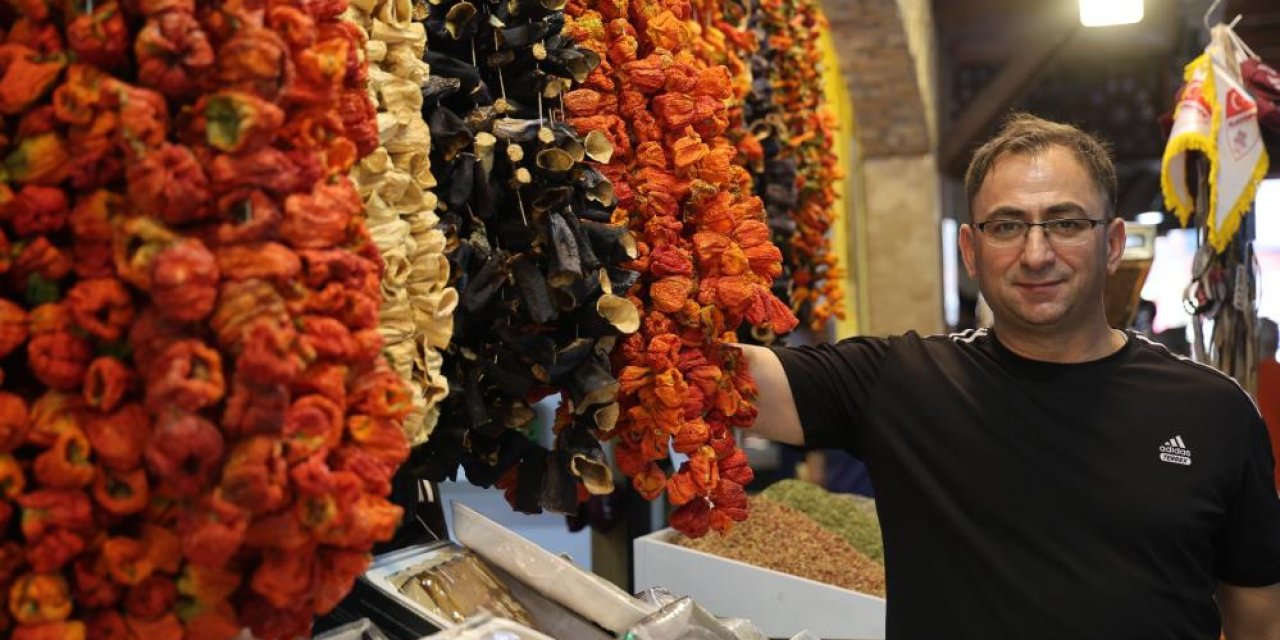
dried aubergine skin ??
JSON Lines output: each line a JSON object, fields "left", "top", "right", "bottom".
{"left": 511, "top": 255, "right": 558, "bottom": 324}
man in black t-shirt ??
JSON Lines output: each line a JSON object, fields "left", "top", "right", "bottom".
{"left": 741, "top": 114, "right": 1280, "bottom": 639}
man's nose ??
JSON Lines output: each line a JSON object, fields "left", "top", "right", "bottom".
{"left": 1019, "top": 225, "right": 1056, "bottom": 270}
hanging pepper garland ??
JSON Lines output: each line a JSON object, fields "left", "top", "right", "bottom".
{"left": 344, "top": 0, "right": 456, "bottom": 446}
{"left": 404, "top": 0, "right": 643, "bottom": 515}
{"left": 0, "top": 0, "right": 411, "bottom": 637}
{"left": 564, "top": 0, "right": 797, "bottom": 537}
{"left": 756, "top": 0, "right": 842, "bottom": 333}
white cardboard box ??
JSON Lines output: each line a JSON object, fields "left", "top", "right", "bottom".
{"left": 633, "top": 529, "right": 887, "bottom": 640}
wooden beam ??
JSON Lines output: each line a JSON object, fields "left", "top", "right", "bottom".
{"left": 938, "top": 20, "right": 1080, "bottom": 177}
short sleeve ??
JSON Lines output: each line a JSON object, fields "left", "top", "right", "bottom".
{"left": 1215, "top": 413, "right": 1280, "bottom": 586}
{"left": 770, "top": 336, "right": 892, "bottom": 456}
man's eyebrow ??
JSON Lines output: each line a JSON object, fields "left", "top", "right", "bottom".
{"left": 984, "top": 206, "right": 1026, "bottom": 219}
{"left": 1044, "top": 202, "right": 1087, "bottom": 216}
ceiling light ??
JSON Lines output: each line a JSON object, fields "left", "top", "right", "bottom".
{"left": 1078, "top": 0, "right": 1143, "bottom": 27}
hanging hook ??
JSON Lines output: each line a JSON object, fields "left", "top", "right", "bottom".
{"left": 1203, "top": 0, "right": 1223, "bottom": 32}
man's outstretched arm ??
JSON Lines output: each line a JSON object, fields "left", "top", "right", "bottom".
{"left": 738, "top": 344, "right": 805, "bottom": 446}
{"left": 1220, "top": 582, "right": 1280, "bottom": 639}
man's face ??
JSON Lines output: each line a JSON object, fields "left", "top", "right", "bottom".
{"left": 959, "top": 146, "right": 1125, "bottom": 333}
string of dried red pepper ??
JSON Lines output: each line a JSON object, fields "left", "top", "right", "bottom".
{"left": 0, "top": 0, "right": 413, "bottom": 638}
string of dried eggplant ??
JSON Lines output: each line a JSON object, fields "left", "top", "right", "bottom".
{"left": 405, "top": 0, "right": 642, "bottom": 515}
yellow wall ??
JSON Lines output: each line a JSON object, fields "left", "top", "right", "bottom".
{"left": 819, "top": 26, "right": 864, "bottom": 339}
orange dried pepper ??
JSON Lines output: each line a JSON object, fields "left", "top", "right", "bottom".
{"left": 66, "top": 278, "right": 134, "bottom": 341}
{"left": 33, "top": 428, "right": 94, "bottom": 489}
{"left": 176, "top": 491, "right": 247, "bottom": 568}
{"left": 4, "top": 132, "right": 70, "bottom": 185}
{"left": 282, "top": 395, "right": 344, "bottom": 462}
{"left": 92, "top": 467, "right": 148, "bottom": 516}
{"left": 4, "top": 185, "right": 67, "bottom": 237}
{"left": 0, "top": 301, "right": 28, "bottom": 360}
{"left": 101, "top": 537, "right": 153, "bottom": 587}
{"left": 219, "top": 436, "right": 287, "bottom": 515}
{"left": 0, "top": 44, "right": 65, "bottom": 116}
{"left": 134, "top": 11, "right": 214, "bottom": 99}
{"left": 83, "top": 356, "right": 131, "bottom": 413}
{"left": 8, "top": 573, "right": 72, "bottom": 624}
{"left": 66, "top": 1, "right": 129, "bottom": 69}
{"left": 144, "top": 340, "right": 225, "bottom": 413}
{"left": 143, "top": 411, "right": 223, "bottom": 498}
{"left": 27, "top": 332, "right": 91, "bottom": 391}
{"left": 125, "top": 143, "right": 211, "bottom": 226}
{"left": 147, "top": 238, "right": 219, "bottom": 323}
{"left": 83, "top": 403, "right": 149, "bottom": 472}
{"left": 11, "top": 620, "right": 85, "bottom": 640}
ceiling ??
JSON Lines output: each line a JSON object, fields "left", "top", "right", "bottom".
{"left": 932, "top": 0, "right": 1280, "bottom": 220}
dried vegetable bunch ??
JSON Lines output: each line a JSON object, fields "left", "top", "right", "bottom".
{"left": 564, "top": 0, "right": 798, "bottom": 537}
{"left": 343, "top": 0, "right": 456, "bottom": 445}
{"left": 404, "top": 0, "right": 643, "bottom": 515}
{"left": 0, "top": 0, "right": 412, "bottom": 637}
{"left": 756, "top": 0, "right": 842, "bottom": 332}
{"left": 736, "top": 0, "right": 796, "bottom": 344}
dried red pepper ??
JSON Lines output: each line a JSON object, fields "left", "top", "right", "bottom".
{"left": 0, "top": 44, "right": 65, "bottom": 116}
{"left": 144, "top": 340, "right": 225, "bottom": 413}
{"left": 143, "top": 411, "right": 224, "bottom": 498}
{"left": 92, "top": 467, "right": 148, "bottom": 517}
{"left": 83, "top": 357, "right": 132, "bottom": 413}
{"left": 125, "top": 143, "right": 211, "bottom": 226}
{"left": 65, "top": 1, "right": 130, "bottom": 70}
{"left": 0, "top": 301, "right": 29, "bottom": 360}
{"left": 8, "top": 573, "right": 72, "bottom": 625}
{"left": 33, "top": 428, "right": 95, "bottom": 489}
{"left": 134, "top": 11, "right": 215, "bottom": 99}
{"left": 82, "top": 404, "right": 150, "bottom": 473}
{"left": 27, "top": 331, "right": 92, "bottom": 391}
{"left": 66, "top": 278, "right": 134, "bottom": 341}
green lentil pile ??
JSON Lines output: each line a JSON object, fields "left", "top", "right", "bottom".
{"left": 673, "top": 498, "right": 886, "bottom": 597}
{"left": 760, "top": 479, "right": 884, "bottom": 564}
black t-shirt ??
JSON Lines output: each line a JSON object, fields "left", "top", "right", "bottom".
{"left": 773, "top": 328, "right": 1280, "bottom": 639}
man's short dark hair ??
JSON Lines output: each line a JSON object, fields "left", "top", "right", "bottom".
{"left": 964, "top": 113, "right": 1118, "bottom": 220}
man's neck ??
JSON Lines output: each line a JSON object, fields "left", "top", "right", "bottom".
{"left": 992, "top": 321, "right": 1126, "bottom": 364}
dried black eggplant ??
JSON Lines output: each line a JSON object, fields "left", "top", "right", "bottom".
{"left": 546, "top": 211, "right": 582, "bottom": 288}
{"left": 460, "top": 248, "right": 509, "bottom": 313}
{"left": 511, "top": 254, "right": 558, "bottom": 324}
{"left": 430, "top": 108, "right": 475, "bottom": 162}
{"left": 540, "top": 451, "right": 580, "bottom": 514}
{"left": 565, "top": 361, "right": 618, "bottom": 412}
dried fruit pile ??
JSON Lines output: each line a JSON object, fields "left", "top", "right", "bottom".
{"left": 344, "top": 0, "right": 455, "bottom": 445}
{"left": 756, "top": 0, "right": 842, "bottom": 332}
{"left": 403, "top": 0, "right": 642, "bottom": 515}
{"left": 564, "top": 0, "right": 799, "bottom": 537}
{"left": 0, "top": 0, "right": 411, "bottom": 637}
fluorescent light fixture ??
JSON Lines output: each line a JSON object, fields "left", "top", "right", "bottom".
{"left": 1079, "top": 0, "right": 1143, "bottom": 27}
{"left": 1135, "top": 211, "right": 1164, "bottom": 225}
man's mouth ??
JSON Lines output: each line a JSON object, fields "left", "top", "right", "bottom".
{"left": 1014, "top": 280, "right": 1064, "bottom": 291}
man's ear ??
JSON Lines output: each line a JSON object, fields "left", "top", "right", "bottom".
{"left": 1105, "top": 217, "right": 1126, "bottom": 275}
{"left": 959, "top": 223, "right": 978, "bottom": 279}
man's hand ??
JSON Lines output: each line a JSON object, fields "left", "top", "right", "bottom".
{"left": 1220, "top": 582, "right": 1280, "bottom": 639}
{"left": 738, "top": 344, "right": 805, "bottom": 446}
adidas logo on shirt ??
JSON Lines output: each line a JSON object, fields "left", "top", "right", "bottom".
{"left": 1158, "top": 436, "right": 1192, "bottom": 466}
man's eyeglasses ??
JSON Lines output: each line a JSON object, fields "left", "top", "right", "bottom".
{"left": 973, "top": 218, "right": 1106, "bottom": 247}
